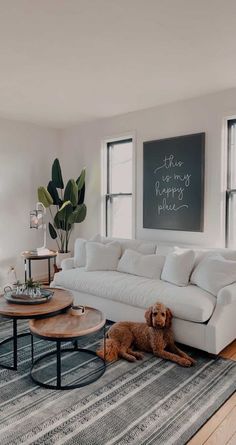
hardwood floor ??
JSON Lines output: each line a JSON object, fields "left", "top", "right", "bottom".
{"left": 188, "top": 340, "right": 236, "bottom": 445}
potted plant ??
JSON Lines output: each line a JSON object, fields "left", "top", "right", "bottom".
{"left": 37, "top": 158, "right": 87, "bottom": 266}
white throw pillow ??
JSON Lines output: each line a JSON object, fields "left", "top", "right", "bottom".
{"left": 174, "top": 246, "right": 208, "bottom": 268}
{"left": 74, "top": 238, "right": 87, "bottom": 267}
{"left": 161, "top": 249, "right": 195, "bottom": 286}
{"left": 191, "top": 254, "right": 236, "bottom": 296}
{"left": 117, "top": 249, "right": 165, "bottom": 279}
{"left": 86, "top": 241, "right": 121, "bottom": 271}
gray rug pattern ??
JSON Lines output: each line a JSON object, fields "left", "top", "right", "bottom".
{"left": 0, "top": 318, "right": 235, "bottom": 445}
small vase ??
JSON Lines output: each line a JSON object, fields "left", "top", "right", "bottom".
{"left": 56, "top": 251, "right": 71, "bottom": 268}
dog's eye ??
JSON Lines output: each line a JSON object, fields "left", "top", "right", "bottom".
{"left": 161, "top": 312, "right": 165, "bottom": 316}
{"left": 153, "top": 312, "right": 157, "bottom": 316}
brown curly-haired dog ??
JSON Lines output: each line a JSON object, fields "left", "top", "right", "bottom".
{"left": 97, "top": 302, "right": 196, "bottom": 367}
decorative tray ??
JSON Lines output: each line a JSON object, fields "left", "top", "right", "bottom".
{"left": 4, "top": 289, "right": 53, "bottom": 305}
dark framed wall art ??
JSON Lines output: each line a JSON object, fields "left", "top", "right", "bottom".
{"left": 143, "top": 133, "right": 205, "bottom": 232}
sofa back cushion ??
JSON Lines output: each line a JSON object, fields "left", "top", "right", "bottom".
{"left": 74, "top": 238, "right": 87, "bottom": 267}
{"left": 92, "top": 234, "right": 157, "bottom": 255}
{"left": 86, "top": 241, "right": 121, "bottom": 271}
{"left": 208, "top": 248, "right": 236, "bottom": 261}
{"left": 191, "top": 253, "right": 236, "bottom": 296}
{"left": 74, "top": 236, "right": 157, "bottom": 268}
{"left": 161, "top": 249, "right": 195, "bottom": 287}
{"left": 117, "top": 249, "right": 165, "bottom": 279}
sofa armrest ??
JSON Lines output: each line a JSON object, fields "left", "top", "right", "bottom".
{"left": 61, "top": 257, "right": 75, "bottom": 271}
{"left": 217, "top": 282, "right": 236, "bottom": 305}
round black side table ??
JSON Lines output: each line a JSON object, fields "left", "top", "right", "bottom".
{"left": 22, "top": 251, "right": 57, "bottom": 285}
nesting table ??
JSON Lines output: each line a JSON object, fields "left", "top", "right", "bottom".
{"left": 29, "top": 307, "right": 106, "bottom": 390}
{"left": 0, "top": 289, "right": 73, "bottom": 370}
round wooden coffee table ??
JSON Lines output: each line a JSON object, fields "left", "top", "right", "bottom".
{"left": 29, "top": 307, "right": 106, "bottom": 390}
{"left": 0, "top": 289, "right": 73, "bottom": 371}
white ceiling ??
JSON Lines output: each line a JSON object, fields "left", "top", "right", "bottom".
{"left": 0, "top": 0, "right": 236, "bottom": 128}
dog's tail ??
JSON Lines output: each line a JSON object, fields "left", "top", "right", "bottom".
{"left": 96, "top": 339, "right": 120, "bottom": 362}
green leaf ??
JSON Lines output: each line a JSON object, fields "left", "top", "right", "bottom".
{"left": 78, "top": 183, "right": 85, "bottom": 204}
{"left": 68, "top": 204, "right": 87, "bottom": 224}
{"left": 52, "top": 158, "right": 64, "bottom": 189}
{"left": 47, "top": 181, "right": 61, "bottom": 206}
{"left": 26, "top": 278, "right": 34, "bottom": 288}
{"left": 48, "top": 222, "right": 57, "bottom": 239}
{"left": 64, "top": 179, "right": 78, "bottom": 207}
{"left": 76, "top": 169, "right": 86, "bottom": 191}
{"left": 54, "top": 211, "right": 72, "bottom": 231}
{"left": 54, "top": 215, "right": 71, "bottom": 232}
{"left": 54, "top": 211, "right": 62, "bottom": 230}
{"left": 38, "top": 187, "right": 53, "bottom": 207}
{"left": 57, "top": 202, "right": 73, "bottom": 222}
{"left": 58, "top": 200, "right": 71, "bottom": 212}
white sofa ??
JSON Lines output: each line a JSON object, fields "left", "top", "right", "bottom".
{"left": 51, "top": 238, "right": 236, "bottom": 355}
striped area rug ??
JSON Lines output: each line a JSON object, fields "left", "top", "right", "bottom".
{"left": 0, "top": 318, "right": 235, "bottom": 445}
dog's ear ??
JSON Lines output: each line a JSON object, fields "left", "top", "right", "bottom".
{"left": 145, "top": 307, "right": 153, "bottom": 326}
{"left": 165, "top": 308, "right": 173, "bottom": 328}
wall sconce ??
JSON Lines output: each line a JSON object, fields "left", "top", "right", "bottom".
{"left": 30, "top": 202, "right": 51, "bottom": 255}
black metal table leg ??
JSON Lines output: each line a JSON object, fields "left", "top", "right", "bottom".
{"left": 57, "top": 341, "right": 61, "bottom": 389}
{"left": 13, "top": 319, "right": 17, "bottom": 370}
{"left": 24, "top": 259, "right": 27, "bottom": 282}
{"left": 48, "top": 258, "right": 51, "bottom": 285}
{"left": 31, "top": 334, "right": 34, "bottom": 365}
{"left": 28, "top": 259, "right": 32, "bottom": 280}
{"left": 0, "top": 318, "right": 29, "bottom": 370}
{"left": 103, "top": 324, "right": 106, "bottom": 362}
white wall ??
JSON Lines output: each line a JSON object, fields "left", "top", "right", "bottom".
{"left": 59, "top": 88, "right": 236, "bottom": 249}
{"left": 0, "top": 118, "right": 58, "bottom": 288}
{"left": 1, "top": 87, "right": 235, "bottom": 290}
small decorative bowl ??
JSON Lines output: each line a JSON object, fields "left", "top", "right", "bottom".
{"left": 70, "top": 305, "right": 85, "bottom": 316}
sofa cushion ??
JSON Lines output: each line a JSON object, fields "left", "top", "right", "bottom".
{"left": 161, "top": 249, "right": 195, "bottom": 286}
{"left": 191, "top": 254, "right": 236, "bottom": 296}
{"left": 92, "top": 234, "right": 157, "bottom": 255}
{"left": 52, "top": 268, "right": 216, "bottom": 323}
{"left": 86, "top": 241, "right": 121, "bottom": 271}
{"left": 74, "top": 238, "right": 87, "bottom": 267}
{"left": 117, "top": 249, "right": 165, "bottom": 279}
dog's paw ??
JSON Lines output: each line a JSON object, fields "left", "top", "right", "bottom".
{"left": 128, "top": 356, "right": 137, "bottom": 362}
{"left": 137, "top": 353, "right": 144, "bottom": 360}
{"left": 133, "top": 352, "right": 144, "bottom": 360}
{"left": 180, "top": 358, "right": 192, "bottom": 367}
{"left": 188, "top": 357, "right": 196, "bottom": 365}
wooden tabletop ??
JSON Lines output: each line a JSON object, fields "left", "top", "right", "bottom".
{"left": 29, "top": 307, "right": 105, "bottom": 339}
{"left": 0, "top": 289, "right": 73, "bottom": 318}
{"left": 21, "top": 250, "right": 57, "bottom": 260}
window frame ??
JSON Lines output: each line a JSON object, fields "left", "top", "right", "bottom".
{"left": 104, "top": 137, "right": 134, "bottom": 238}
{"left": 226, "top": 119, "right": 236, "bottom": 247}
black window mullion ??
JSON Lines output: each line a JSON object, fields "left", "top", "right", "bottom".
{"left": 226, "top": 120, "right": 236, "bottom": 247}
{"left": 107, "top": 138, "right": 132, "bottom": 149}
{"left": 226, "top": 189, "right": 236, "bottom": 247}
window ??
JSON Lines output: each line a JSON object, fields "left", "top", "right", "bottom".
{"left": 104, "top": 138, "right": 133, "bottom": 238}
{"left": 226, "top": 119, "right": 236, "bottom": 247}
